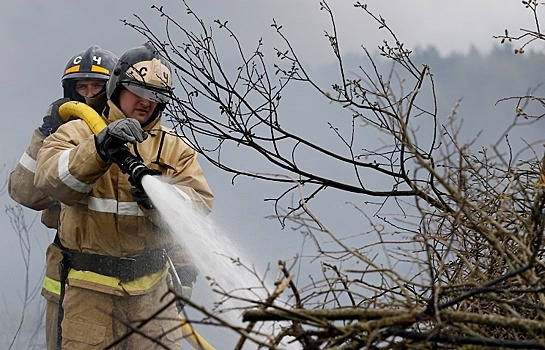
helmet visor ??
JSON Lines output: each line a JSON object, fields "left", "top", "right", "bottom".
{"left": 122, "top": 82, "right": 171, "bottom": 104}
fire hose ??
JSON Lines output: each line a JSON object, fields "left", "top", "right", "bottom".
{"left": 57, "top": 101, "right": 215, "bottom": 350}
{"left": 58, "top": 101, "right": 157, "bottom": 191}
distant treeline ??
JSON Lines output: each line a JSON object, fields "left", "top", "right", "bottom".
{"left": 307, "top": 43, "right": 545, "bottom": 149}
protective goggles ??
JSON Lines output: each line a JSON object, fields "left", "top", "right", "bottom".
{"left": 122, "top": 81, "right": 172, "bottom": 104}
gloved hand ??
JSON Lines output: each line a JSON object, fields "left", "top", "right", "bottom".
{"left": 95, "top": 118, "right": 148, "bottom": 161}
{"left": 171, "top": 264, "right": 198, "bottom": 312}
{"left": 38, "top": 97, "right": 70, "bottom": 136}
{"left": 130, "top": 187, "right": 154, "bottom": 210}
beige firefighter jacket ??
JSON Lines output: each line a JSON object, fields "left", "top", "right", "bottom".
{"left": 9, "top": 127, "right": 63, "bottom": 302}
{"left": 34, "top": 100, "right": 214, "bottom": 295}
{"left": 9, "top": 128, "right": 60, "bottom": 229}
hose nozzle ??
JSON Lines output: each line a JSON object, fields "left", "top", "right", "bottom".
{"left": 107, "top": 146, "right": 161, "bottom": 191}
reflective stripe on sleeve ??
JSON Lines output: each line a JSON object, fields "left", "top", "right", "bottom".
{"left": 19, "top": 152, "right": 36, "bottom": 172}
{"left": 58, "top": 149, "right": 93, "bottom": 193}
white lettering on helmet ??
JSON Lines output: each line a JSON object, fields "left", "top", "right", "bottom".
{"left": 93, "top": 55, "right": 102, "bottom": 66}
{"left": 126, "top": 60, "right": 171, "bottom": 87}
{"left": 73, "top": 56, "right": 82, "bottom": 64}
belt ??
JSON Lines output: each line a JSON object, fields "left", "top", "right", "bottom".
{"left": 63, "top": 248, "right": 167, "bottom": 283}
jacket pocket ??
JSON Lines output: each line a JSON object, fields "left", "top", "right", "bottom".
{"left": 62, "top": 318, "right": 107, "bottom": 346}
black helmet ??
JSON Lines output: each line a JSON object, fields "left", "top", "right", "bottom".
{"left": 62, "top": 45, "right": 118, "bottom": 102}
{"left": 107, "top": 42, "right": 173, "bottom": 107}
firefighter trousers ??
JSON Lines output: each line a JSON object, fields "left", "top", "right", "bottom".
{"left": 60, "top": 280, "right": 183, "bottom": 349}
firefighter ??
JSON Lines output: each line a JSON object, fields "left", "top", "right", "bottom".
{"left": 8, "top": 45, "right": 117, "bottom": 350}
{"left": 34, "top": 42, "right": 214, "bottom": 349}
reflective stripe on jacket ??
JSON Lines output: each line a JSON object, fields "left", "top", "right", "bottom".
{"left": 42, "top": 276, "right": 61, "bottom": 299}
{"left": 41, "top": 243, "right": 63, "bottom": 302}
{"left": 67, "top": 266, "right": 169, "bottom": 296}
{"left": 35, "top": 100, "right": 214, "bottom": 295}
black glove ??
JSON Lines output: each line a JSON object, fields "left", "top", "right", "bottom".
{"left": 130, "top": 187, "right": 154, "bottom": 210}
{"left": 95, "top": 118, "right": 148, "bottom": 161}
{"left": 38, "top": 97, "right": 70, "bottom": 136}
{"left": 171, "top": 264, "right": 198, "bottom": 312}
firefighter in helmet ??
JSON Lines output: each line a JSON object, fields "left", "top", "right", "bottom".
{"left": 35, "top": 42, "right": 213, "bottom": 349}
{"left": 8, "top": 45, "right": 117, "bottom": 350}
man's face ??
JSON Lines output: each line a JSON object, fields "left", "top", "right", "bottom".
{"left": 75, "top": 79, "right": 106, "bottom": 97}
{"left": 118, "top": 88, "right": 158, "bottom": 124}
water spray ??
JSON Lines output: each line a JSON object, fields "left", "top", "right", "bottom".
{"left": 57, "top": 101, "right": 214, "bottom": 350}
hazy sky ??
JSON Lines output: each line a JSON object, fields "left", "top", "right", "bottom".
{"left": 0, "top": 0, "right": 539, "bottom": 348}
{"left": 0, "top": 0, "right": 535, "bottom": 165}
